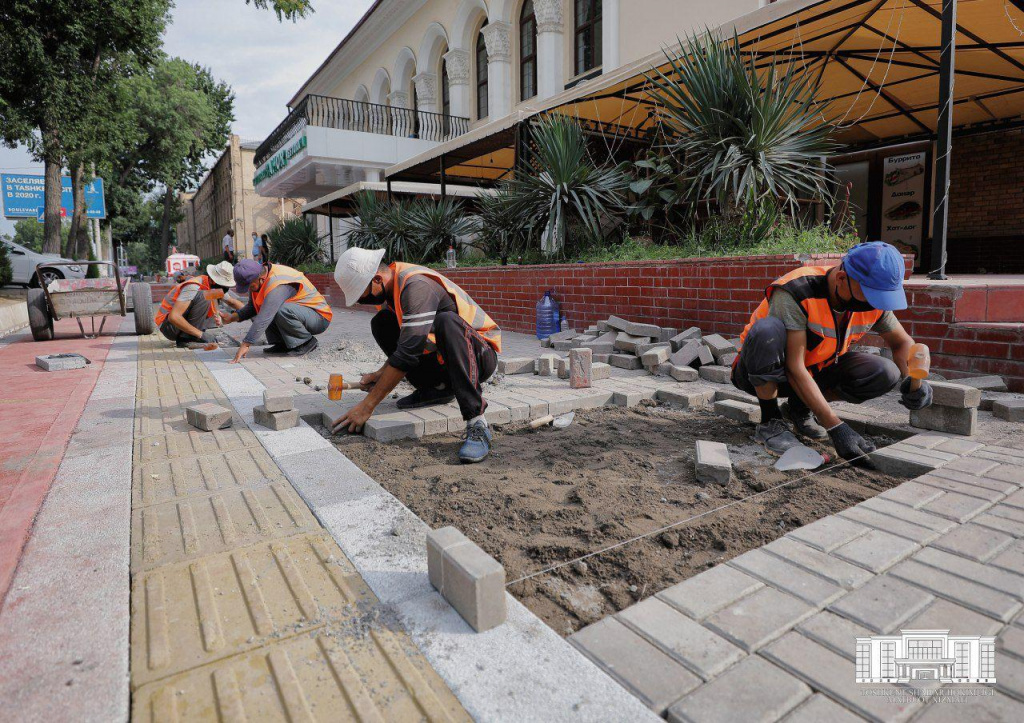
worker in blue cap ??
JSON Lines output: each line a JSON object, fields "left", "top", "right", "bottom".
{"left": 732, "top": 241, "right": 932, "bottom": 462}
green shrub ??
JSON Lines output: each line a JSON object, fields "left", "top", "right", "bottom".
{"left": 0, "top": 239, "right": 12, "bottom": 287}
{"left": 266, "top": 216, "right": 324, "bottom": 268}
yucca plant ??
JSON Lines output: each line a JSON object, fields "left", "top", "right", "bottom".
{"left": 377, "top": 199, "right": 420, "bottom": 263}
{"left": 472, "top": 185, "right": 529, "bottom": 265}
{"left": 407, "top": 198, "right": 476, "bottom": 264}
{"left": 267, "top": 216, "right": 324, "bottom": 267}
{"left": 345, "top": 190, "right": 390, "bottom": 251}
{"left": 649, "top": 31, "right": 834, "bottom": 221}
{"left": 504, "top": 114, "right": 628, "bottom": 255}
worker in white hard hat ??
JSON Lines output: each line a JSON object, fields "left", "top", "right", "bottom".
{"left": 155, "top": 260, "right": 242, "bottom": 347}
{"left": 331, "top": 247, "right": 502, "bottom": 464}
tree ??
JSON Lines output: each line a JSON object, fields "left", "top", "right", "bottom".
{"left": 8, "top": 217, "right": 69, "bottom": 253}
{"left": 246, "top": 0, "right": 315, "bottom": 21}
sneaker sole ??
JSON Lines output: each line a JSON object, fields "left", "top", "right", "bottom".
{"left": 397, "top": 395, "right": 456, "bottom": 411}
{"left": 459, "top": 451, "right": 490, "bottom": 464}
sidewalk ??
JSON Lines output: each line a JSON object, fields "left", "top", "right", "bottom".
{"left": 0, "top": 318, "right": 125, "bottom": 605}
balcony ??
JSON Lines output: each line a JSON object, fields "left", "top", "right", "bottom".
{"left": 253, "top": 95, "right": 469, "bottom": 199}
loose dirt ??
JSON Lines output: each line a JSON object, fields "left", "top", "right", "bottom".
{"left": 335, "top": 403, "right": 903, "bottom": 636}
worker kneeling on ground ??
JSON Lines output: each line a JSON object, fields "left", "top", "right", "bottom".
{"left": 155, "top": 261, "right": 241, "bottom": 347}
{"left": 331, "top": 247, "right": 502, "bottom": 464}
{"left": 222, "top": 259, "right": 333, "bottom": 362}
{"left": 733, "top": 241, "right": 932, "bottom": 462}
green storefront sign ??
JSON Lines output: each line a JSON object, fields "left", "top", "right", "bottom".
{"left": 254, "top": 134, "right": 307, "bottom": 185}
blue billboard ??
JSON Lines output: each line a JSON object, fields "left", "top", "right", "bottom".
{"left": 0, "top": 173, "right": 107, "bottom": 219}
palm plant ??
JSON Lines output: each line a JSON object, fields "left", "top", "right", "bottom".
{"left": 267, "top": 216, "right": 324, "bottom": 267}
{"left": 472, "top": 185, "right": 528, "bottom": 265}
{"left": 407, "top": 198, "right": 477, "bottom": 264}
{"left": 344, "top": 190, "right": 390, "bottom": 251}
{"left": 504, "top": 114, "right": 629, "bottom": 255}
{"left": 649, "top": 31, "right": 834, "bottom": 222}
{"left": 377, "top": 199, "right": 420, "bottom": 263}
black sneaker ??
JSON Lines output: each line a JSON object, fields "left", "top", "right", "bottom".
{"left": 781, "top": 401, "right": 828, "bottom": 440}
{"left": 754, "top": 418, "right": 802, "bottom": 455}
{"left": 263, "top": 343, "right": 289, "bottom": 355}
{"left": 286, "top": 337, "right": 319, "bottom": 356}
{"left": 396, "top": 386, "right": 456, "bottom": 410}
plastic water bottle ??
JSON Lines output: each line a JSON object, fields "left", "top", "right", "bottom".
{"left": 445, "top": 246, "right": 457, "bottom": 269}
{"left": 536, "top": 291, "right": 559, "bottom": 339}
{"left": 560, "top": 314, "right": 568, "bottom": 332}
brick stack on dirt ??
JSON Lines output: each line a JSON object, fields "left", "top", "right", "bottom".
{"left": 909, "top": 381, "right": 981, "bottom": 436}
{"left": 253, "top": 387, "right": 300, "bottom": 431}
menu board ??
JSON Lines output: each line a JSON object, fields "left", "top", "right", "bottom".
{"left": 880, "top": 151, "right": 927, "bottom": 264}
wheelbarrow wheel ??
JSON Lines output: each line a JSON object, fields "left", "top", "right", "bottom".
{"left": 26, "top": 288, "right": 54, "bottom": 341}
{"left": 132, "top": 282, "right": 155, "bottom": 335}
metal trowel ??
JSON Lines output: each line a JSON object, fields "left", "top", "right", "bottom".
{"left": 528, "top": 412, "right": 576, "bottom": 429}
{"left": 774, "top": 444, "right": 826, "bottom": 471}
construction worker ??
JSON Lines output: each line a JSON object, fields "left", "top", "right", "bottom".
{"left": 330, "top": 247, "right": 502, "bottom": 464}
{"left": 733, "top": 241, "right": 932, "bottom": 461}
{"left": 155, "top": 261, "right": 240, "bottom": 347}
{"left": 221, "top": 259, "right": 333, "bottom": 361}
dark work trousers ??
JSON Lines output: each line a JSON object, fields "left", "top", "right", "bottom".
{"left": 732, "top": 316, "right": 901, "bottom": 411}
{"left": 159, "top": 294, "right": 215, "bottom": 343}
{"left": 371, "top": 309, "right": 497, "bottom": 421}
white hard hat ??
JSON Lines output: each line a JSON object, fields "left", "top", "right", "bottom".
{"left": 206, "top": 260, "right": 235, "bottom": 288}
{"left": 335, "top": 247, "right": 386, "bottom": 306}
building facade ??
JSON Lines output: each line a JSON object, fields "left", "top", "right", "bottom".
{"left": 856, "top": 630, "right": 996, "bottom": 684}
{"left": 177, "top": 135, "right": 304, "bottom": 260}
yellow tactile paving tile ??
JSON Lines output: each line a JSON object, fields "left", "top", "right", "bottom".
{"left": 133, "top": 448, "right": 285, "bottom": 507}
{"left": 135, "top": 428, "right": 263, "bottom": 464}
{"left": 135, "top": 397, "right": 240, "bottom": 438}
{"left": 132, "top": 626, "right": 469, "bottom": 723}
{"left": 130, "top": 483, "right": 321, "bottom": 573}
{"left": 137, "top": 377, "right": 222, "bottom": 401}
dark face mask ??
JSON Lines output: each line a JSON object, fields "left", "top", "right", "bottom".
{"left": 833, "top": 273, "right": 875, "bottom": 313}
{"left": 359, "top": 278, "right": 387, "bottom": 305}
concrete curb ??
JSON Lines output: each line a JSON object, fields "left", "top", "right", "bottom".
{"left": 0, "top": 333, "right": 137, "bottom": 721}
{"left": 198, "top": 347, "right": 658, "bottom": 723}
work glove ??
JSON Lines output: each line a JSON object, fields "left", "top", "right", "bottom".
{"left": 898, "top": 377, "right": 933, "bottom": 410}
{"left": 827, "top": 422, "right": 877, "bottom": 466}
{"left": 198, "top": 330, "right": 217, "bottom": 344}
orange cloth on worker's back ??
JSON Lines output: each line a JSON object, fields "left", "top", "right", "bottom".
{"left": 390, "top": 262, "right": 501, "bottom": 356}
{"left": 251, "top": 264, "right": 333, "bottom": 322}
{"left": 154, "top": 275, "right": 213, "bottom": 326}
{"left": 739, "top": 266, "right": 883, "bottom": 373}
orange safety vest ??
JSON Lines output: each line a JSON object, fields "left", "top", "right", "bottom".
{"left": 252, "top": 264, "right": 333, "bottom": 322}
{"left": 391, "top": 262, "right": 502, "bottom": 358}
{"left": 154, "top": 275, "right": 215, "bottom": 326}
{"left": 739, "top": 266, "right": 883, "bottom": 373}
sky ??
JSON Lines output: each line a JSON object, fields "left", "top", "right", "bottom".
{"left": 0, "top": 0, "right": 374, "bottom": 236}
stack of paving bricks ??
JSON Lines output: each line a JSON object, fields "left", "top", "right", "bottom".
{"left": 253, "top": 386, "right": 300, "bottom": 430}
{"left": 910, "top": 381, "right": 982, "bottom": 436}
{"left": 130, "top": 337, "right": 470, "bottom": 719}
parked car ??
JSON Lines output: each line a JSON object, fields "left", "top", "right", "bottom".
{"left": 1, "top": 239, "right": 86, "bottom": 287}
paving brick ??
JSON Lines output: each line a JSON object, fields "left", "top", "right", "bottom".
{"left": 904, "top": 598, "right": 1003, "bottom": 636}
{"left": 591, "top": 361, "right": 611, "bottom": 380}
{"left": 704, "top": 586, "right": 814, "bottom": 652}
{"left": 912, "top": 691, "right": 1024, "bottom": 723}
{"left": 932, "top": 466, "right": 1017, "bottom": 492}
{"left": 901, "top": 432, "right": 953, "bottom": 449}
{"left": 957, "top": 375, "right": 1008, "bottom": 392}
{"left": 990, "top": 541, "right": 1024, "bottom": 573}
{"left": 921, "top": 490, "right": 993, "bottom": 522}
{"left": 975, "top": 448, "right": 1024, "bottom": 465}
{"left": 593, "top": 352, "right": 611, "bottom": 364}
{"left": 859, "top": 497, "right": 958, "bottom": 534}
{"left": 781, "top": 693, "right": 865, "bottom": 723}
{"left": 569, "top": 348, "right": 593, "bottom": 389}
{"left": 832, "top": 528, "right": 920, "bottom": 573}
{"left": 641, "top": 345, "right": 670, "bottom": 367}
{"left": 713, "top": 399, "right": 760, "bottom": 424}
{"left": 828, "top": 575, "right": 933, "bottom": 633}
{"left": 984, "top": 463, "right": 1024, "bottom": 486}
{"left": 787, "top": 515, "right": 870, "bottom": 553}
{"left": 929, "top": 381, "right": 982, "bottom": 408}
{"left": 838, "top": 505, "right": 944, "bottom": 544}
{"left": 929, "top": 523, "right": 1014, "bottom": 564}
{"left": 426, "top": 526, "right": 470, "bottom": 592}
{"left": 569, "top": 334, "right": 596, "bottom": 347}
{"left": 698, "top": 365, "right": 732, "bottom": 384}
{"left": 729, "top": 549, "right": 845, "bottom": 606}
{"left": 364, "top": 414, "right": 423, "bottom": 442}
{"left": 606, "top": 315, "right": 661, "bottom": 339}
{"left": 915, "top": 473, "right": 1009, "bottom": 501}
{"left": 980, "top": 391, "right": 1024, "bottom": 411}
{"left": 497, "top": 357, "right": 535, "bottom": 375}
{"left": 659, "top": 327, "right": 679, "bottom": 343}
{"left": 761, "top": 633, "right": 922, "bottom": 722}
{"left": 701, "top": 333, "right": 737, "bottom": 360}
{"left": 548, "top": 329, "right": 577, "bottom": 342}
{"left": 539, "top": 336, "right": 552, "bottom": 348}
{"left": 656, "top": 388, "right": 714, "bottom": 409}
{"left": 933, "top": 438, "right": 984, "bottom": 455}
{"left": 795, "top": 610, "right": 872, "bottom": 660}
{"left": 974, "top": 511, "right": 1024, "bottom": 538}
{"left": 133, "top": 448, "right": 285, "bottom": 506}
{"left": 570, "top": 618, "right": 700, "bottom": 714}
{"left": 613, "top": 332, "right": 650, "bottom": 354}
{"left": 995, "top": 399, "right": 1024, "bottom": 422}
{"left": 580, "top": 332, "right": 616, "bottom": 354}
{"left": 1000, "top": 623, "right": 1024, "bottom": 658}
{"left": 868, "top": 446, "right": 941, "bottom": 477}
{"left": 669, "top": 365, "right": 699, "bottom": 382}
{"left": 656, "top": 564, "right": 763, "bottom": 620}
{"left": 763, "top": 537, "right": 873, "bottom": 589}
{"left": 995, "top": 647, "right": 1024, "bottom": 702}
{"left": 262, "top": 387, "right": 293, "bottom": 413}
{"left": 252, "top": 404, "right": 299, "bottom": 431}
{"left": 671, "top": 340, "right": 713, "bottom": 368}
{"left": 942, "top": 455, "right": 1000, "bottom": 475}
{"left": 912, "top": 546, "right": 1024, "bottom": 598}
{"left": 184, "top": 402, "right": 233, "bottom": 431}
{"left": 888, "top": 559, "right": 1022, "bottom": 621}
{"left": 441, "top": 540, "right": 506, "bottom": 632}
{"left": 877, "top": 481, "right": 944, "bottom": 508}
{"left": 910, "top": 405, "right": 978, "bottom": 436}
{"left": 618, "top": 598, "right": 744, "bottom": 680}
{"left": 637, "top": 341, "right": 670, "bottom": 357}
{"left": 669, "top": 327, "right": 702, "bottom": 351}
{"left": 665, "top": 655, "right": 810, "bottom": 723}
{"left": 552, "top": 340, "right": 572, "bottom": 351}
{"left": 35, "top": 353, "right": 88, "bottom": 371}
{"left": 535, "top": 353, "right": 559, "bottom": 376}
{"left": 609, "top": 353, "right": 642, "bottom": 370}
{"left": 694, "top": 440, "right": 732, "bottom": 485}
{"left": 716, "top": 352, "right": 738, "bottom": 367}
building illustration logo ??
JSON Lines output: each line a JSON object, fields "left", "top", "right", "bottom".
{"left": 856, "top": 629, "right": 995, "bottom": 684}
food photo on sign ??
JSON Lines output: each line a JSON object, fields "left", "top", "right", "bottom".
{"left": 879, "top": 151, "right": 927, "bottom": 266}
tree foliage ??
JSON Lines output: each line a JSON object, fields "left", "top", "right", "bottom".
{"left": 266, "top": 216, "right": 323, "bottom": 268}
{"left": 246, "top": 0, "right": 315, "bottom": 21}
{"left": 472, "top": 187, "right": 528, "bottom": 265}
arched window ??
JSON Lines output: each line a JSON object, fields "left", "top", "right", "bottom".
{"left": 520, "top": 1, "right": 538, "bottom": 101}
{"left": 574, "top": 0, "right": 602, "bottom": 76}
{"left": 476, "top": 24, "right": 489, "bottom": 120}
{"left": 440, "top": 54, "right": 451, "bottom": 135}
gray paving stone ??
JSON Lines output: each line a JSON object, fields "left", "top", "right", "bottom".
{"left": 956, "top": 375, "right": 1008, "bottom": 392}
{"left": 839, "top": 505, "right": 944, "bottom": 544}
{"left": 985, "top": 463, "right": 1024, "bottom": 486}
{"left": 251, "top": 404, "right": 299, "bottom": 431}
{"left": 763, "top": 537, "right": 873, "bottom": 590}
{"left": 591, "top": 361, "right": 611, "bottom": 380}
{"left": 184, "top": 402, "right": 232, "bottom": 431}
{"left": 35, "top": 353, "right": 87, "bottom": 371}
{"left": 788, "top": 516, "right": 870, "bottom": 553}
{"left": 995, "top": 653, "right": 1024, "bottom": 703}
{"left": 931, "top": 466, "right": 1018, "bottom": 492}
{"left": 656, "top": 565, "right": 763, "bottom": 621}
{"left": 832, "top": 528, "right": 920, "bottom": 574}
{"left": 912, "top": 546, "right": 1024, "bottom": 598}
{"left": 704, "top": 586, "right": 815, "bottom": 652}
{"left": 999, "top": 624, "right": 1024, "bottom": 659}
{"left": 695, "top": 441, "right": 732, "bottom": 485}
{"left": 901, "top": 432, "right": 955, "bottom": 450}
{"left": 637, "top": 341, "right": 670, "bottom": 358}
{"left": 990, "top": 541, "right": 1024, "bottom": 574}
{"left": 912, "top": 691, "right": 1024, "bottom": 723}
{"left": 933, "top": 438, "right": 984, "bottom": 455}
{"left": 942, "top": 455, "right": 1000, "bottom": 475}
{"left": 659, "top": 327, "right": 679, "bottom": 343}
{"left": 535, "top": 353, "right": 559, "bottom": 376}
{"left": 609, "top": 353, "right": 643, "bottom": 370}
{"left": 859, "top": 497, "right": 958, "bottom": 534}
{"left": 716, "top": 352, "right": 738, "bottom": 367}
{"left": 729, "top": 549, "right": 845, "bottom": 606}
{"left": 828, "top": 575, "right": 934, "bottom": 633}
{"left": 698, "top": 365, "right": 732, "bottom": 384}
{"left": 714, "top": 387, "right": 758, "bottom": 406}
{"left": 795, "top": 610, "right": 872, "bottom": 661}
{"left": 713, "top": 399, "right": 760, "bottom": 424}
{"left": 665, "top": 655, "right": 810, "bottom": 723}
{"left": 606, "top": 315, "right": 661, "bottom": 339}
{"left": 904, "top": 598, "right": 1003, "bottom": 636}
{"left": 364, "top": 413, "right": 423, "bottom": 442}
{"left": 262, "top": 387, "right": 294, "bottom": 413}
{"left": 984, "top": 444, "right": 1024, "bottom": 460}
{"left": 910, "top": 405, "right": 978, "bottom": 436}
{"left": 930, "top": 523, "right": 1014, "bottom": 563}
{"left": 877, "top": 482, "right": 945, "bottom": 509}
{"left": 570, "top": 617, "right": 701, "bottom": 714}
{"left": 888, "top": 559, "right": 1022, "bottom": 621}
{"left": 613, "top": 332, "right": 650, "bottom": 354}
{"left": 656, "top": 388, "right": 714, "bottom": 409}
{"left": 669, "top": 365, "right": 699, "bottom": 382}
{"left": 441, "top": 540, "right": 507, "bottom": 632}
{"left": 868, "top": 446, "right": 942, "bottom": 477}
{"left": 617, "top": 598, "right": 744, "bottom": 680}
{"left": 641, "top": 345, "right": 671, "bottom": 367}
{"left": 426, "top": 526, "right": 469, "bottom": 592}
{"left": 780, "top": 693, "right": 865, "bottom": 723}
{"left": 915, "top": 473, "right": 1009, "bottom": 502}
{"left": 921, "top": 490, "right": 994, "bottom": 523}
{"left": 669, "top": 327, "right": 702, "bottom": 351}
{"left": 569, "top": 348, "right": 593, "bottom": 389}
{"left": 762, "top": 632, "right": 922, "bottom": 722}
{"left": 973, "top": 511, "right": 1024, "bottom": 538}
{"left": 929, "top": 381, "right": 982, "bottom": 409}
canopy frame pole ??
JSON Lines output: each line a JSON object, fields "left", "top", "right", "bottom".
{"left": 386, "top": 178, "right": 393, "bottom": 203}
{"left": 929, "top": 0, "right": 957, "bottom": 280}
{"left": 440, "top": 154, "right": 447, "bottom": 200}
{"left": 327, "top": 203, "right": 335, "bottom": 264}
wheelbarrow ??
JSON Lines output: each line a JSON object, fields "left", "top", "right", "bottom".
{"left": 25, "top": 261, "right": 154, "bottom": 340}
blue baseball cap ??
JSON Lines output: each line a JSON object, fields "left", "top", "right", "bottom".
{"left": 843, "top": 241, "right": 908, "bottom": 311}
{"left": 233, "top": 259, "right": 263, "bottom": 294}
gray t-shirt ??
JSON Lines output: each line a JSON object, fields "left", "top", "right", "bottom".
{"left": 768, "top": 289, "right": 898, "bottom": 334}
{"left": 177, "top": 284, "right": 200, "bottom": 304}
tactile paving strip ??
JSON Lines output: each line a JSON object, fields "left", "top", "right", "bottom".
{"left": 130, "top": 337, "right": 469, "bottom": 720}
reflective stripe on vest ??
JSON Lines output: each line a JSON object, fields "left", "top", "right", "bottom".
{"left": 739, "top": 266, "right": 884, "bottom": 373}
{"left": 252, "top": 264, "right": 333, "bottom": 322}
{"left": 391, "top": 262, "right": 502, "bottom": 356}
{"left": 154, "top": 276, "right": 213, "bottom": 326}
